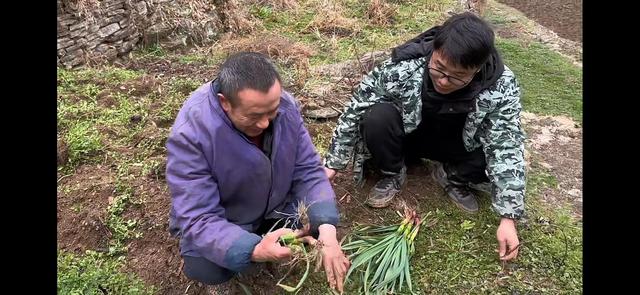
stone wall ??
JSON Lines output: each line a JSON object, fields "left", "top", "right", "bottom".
{"left": 57, "top": 0, "right": 223, "bottom": 68}
{"left": 58, "top": 0, "right": 147, "bottom": 68}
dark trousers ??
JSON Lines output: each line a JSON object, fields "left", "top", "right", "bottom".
{"left": 182, "top": 219, "right": 291, "bottom": 285}
{"left": 361, "top": 103, "right": 489, "bottom": 184}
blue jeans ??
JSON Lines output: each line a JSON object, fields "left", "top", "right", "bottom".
{"left": 183, "top": 255, "right": 237, "bottom": 285}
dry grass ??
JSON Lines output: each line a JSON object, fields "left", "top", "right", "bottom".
{"left": 247, "top": 0, "right": 300, "bottom": 9}
{"left": 59, "top": 0, "right": 102, "bottom": 23}
{"left": 216, "top": 32, "right": 314, "bottom": 89}
{"left": 305, "top": 0, "right": 360, "bottom": 37}
{"left": 150, "top": 0, "right": 260, "bottom": 45}
{"left": 218, "top": 33, "right": 314, "bottom": 66}
{"left": 465, "top": 0, "right": 488, "bottom": 17}
{"left": 366, "top": 0, "right": 397, "bottom": 26}
{"left": 213, "top": 0, "right": 260, "bottom": 35}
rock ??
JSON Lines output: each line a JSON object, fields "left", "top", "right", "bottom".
{"left": 57, "top": 38, "right": 75, "bottom": 50}
{"left": 135, "top": 1, "right": 148, "bottom": 15}
{"left": 304, "top": 107, "right": 340, "bottom": 119}
{"left": 130, "top": 114, "right": 143, "bottom": 124}
{"left": 98, "top": 23, "right": 120, "bottom": 38}
{"left": 306, "top": 101, "right": 319, "bottom": 109}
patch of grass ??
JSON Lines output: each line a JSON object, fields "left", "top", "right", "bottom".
{"left": 251, "top": 4, "right": 274, "bottom": 20}
{"left": 150, "top": 77, "right": 200, "bottom": 126}
{"left": 318, "top": 0, "right": 449, "bottom": 64}
{"left": 141, "top": 158, "right": 166, "bottom": 179}
{"left": 509, "top": 209, "right": 582, "bottom": 293}
{"left": 311, "top": 129, "right": 331, "bottom": 157}
{"left": 65, "top": 121, "right": 104, "bottom": 167}
{"left": 308, "top": 121, "right": 336, "bottom": 158}
{"left": 58, "top": 97, "right": 100, "bottom": 130}
{"left": 57, "top": 66, "right": 145, "bottom": 136}
{"left": 58, "top": 60, "right": 175, "bottom": 171}
{"left": 169, "top": 77, "right": 202, "bottom": 97}
{"left": 136, "top": 131, "right": 169, "bottom": 158}
{"left": 387, "top": 0, "right": 450, "bottom": 34}
{"left": 99, "top": 67, "right": 143, "bottom": 85}
{"left": 89, "top": 92, "right": 151, "bottom": 150}
{"left": 71, "top": 203, "right": 83, "bottom": 213}
{"left": 485, "top": 6, "right": 510, "bottom": 26}
{"left": 406, "top": 206, "right": 504, "bottom": 293}
{"left": 58, "top": 66, "right": 142, "bottom": 89}
{"left": 177, "top": 54, "right": 207, "bottom": 64}
{"left": 58, "top": 250, "right": 155, "bottom": 295}
{"left": 106, "top": 178, "right": 143, "bottom": 255}
{"left": 250, "top": 3, "right": 312, "bottom": 33}
{"left": 139, "top": 43, "right": 168, "bottom": 57}
{"left": 387, "top": 163, "right": 583, "bottom": 294}
{"left": 497, "top": 38, "right": 583, "bottom": 122}
{"left": 247, "top": 0, "right": 454, "bottom": 67}
{"left": 98, "top": 93, "right": 145, "bottom": 127}
{"left": 526, "top": 166, "right": 559, "bottom": 197}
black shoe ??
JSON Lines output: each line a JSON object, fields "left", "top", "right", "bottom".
{"left": 431, "top": 162, "right": 478, "bottom": 213}
{"left": 469, "top": 182, "right": 491, "bottom": 194}
{"left": 366, "top": 166, "right": 407, "bottom": 208}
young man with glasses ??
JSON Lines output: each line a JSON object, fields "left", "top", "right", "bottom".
{"left": 323, "top": 12, "right": 525, "bottom": 262}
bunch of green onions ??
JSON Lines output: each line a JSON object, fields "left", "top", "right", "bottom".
{"left": 342, "top": 208, "right": 427, "bottom": 294}
{"left": 276, "top": 232, "right": 312, "bottom": 293}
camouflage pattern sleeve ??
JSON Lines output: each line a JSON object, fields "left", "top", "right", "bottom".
{"left": 323, "top": 60, "right": 398, "bottom": 170}
{"left": 480, "top": 75, "right": 527, "bottom": 220}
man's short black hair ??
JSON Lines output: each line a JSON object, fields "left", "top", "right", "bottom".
{"left": 433, "top": 12, "right": 495, "bottom": 69}
{"left": 218, "top": 52, "right": 282, "bottom": 105}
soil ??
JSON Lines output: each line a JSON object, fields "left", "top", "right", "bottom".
{"left": 496, "top": 0, "right": 582, "bottom": 43}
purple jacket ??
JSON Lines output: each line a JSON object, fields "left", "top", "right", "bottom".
{"left": 166, "top": 81, "right": 339, "bottom": 272}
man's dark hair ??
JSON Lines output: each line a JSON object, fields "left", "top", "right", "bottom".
{"left": 218, "top": 52, "right": 281, "bottom": 105}
{"left": 433, "top": 12, "right": 495, "bottom": 69}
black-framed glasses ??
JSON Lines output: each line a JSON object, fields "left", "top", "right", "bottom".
{"left": 427, "top": 66, "right": 476, "bottom": 87}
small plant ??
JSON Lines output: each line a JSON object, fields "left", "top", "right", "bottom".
{"left": 58, "top": 250, "right": 155, "bottom": 294}
{"left": 460, "top": 220, "right": 475, "bottom": 231}
{"left": 65, "top": 121, "right": 103, "bottom": 167}
{"left": 268, "top": 201, "right": 321, "bottom": 293}
{"left": 276, "top": 232, "right": 313, "bottom": 293}
{"left": 141, "top": 43, "right": 167, "bottom": 57}
{"left": 105, "top": 181, "right": 142, "bottom": 255}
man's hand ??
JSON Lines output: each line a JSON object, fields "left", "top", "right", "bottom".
{"left": 324, "top": 167, "right": 337, "bottom": 180}
{"left": 317, "top": 224, "right": 350, "bottom": 294}
{"left": 496, "top": 218, "right": 520, "bottom": 261}
{"left": 251, "top": 228, "right": 294, "bottom": 263}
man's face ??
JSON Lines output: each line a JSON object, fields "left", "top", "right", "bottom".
{"left": 428, "top": 50, "right": 480, "bottom": 95}
{"left": 219, "top": 80, "right": 282, "bottom": 138}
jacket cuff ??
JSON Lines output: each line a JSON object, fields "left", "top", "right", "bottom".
{"left": 223, "top": 232, "right": 262, "bottom": 273}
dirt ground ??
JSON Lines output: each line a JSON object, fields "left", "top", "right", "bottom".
{"left": 58, "top": 111, "right": 583, "bottom": 294}
{"left": 496, "top": 0, "right": 582, "bottom": 43}
{"left": 521, "top": 112, "right": 583, "bottom": 219}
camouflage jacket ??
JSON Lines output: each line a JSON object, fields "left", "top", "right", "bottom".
{"left": 324, "top": 57, "right": 526, "bottom": 219}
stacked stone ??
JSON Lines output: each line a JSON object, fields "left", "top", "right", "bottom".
{"left": 57, "top": 0, "right": 149, "bottom": 68}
